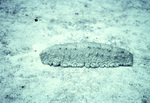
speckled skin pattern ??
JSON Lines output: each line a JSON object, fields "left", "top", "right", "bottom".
{"left": 40, "top": 42, "right": 133, "bottom": 68}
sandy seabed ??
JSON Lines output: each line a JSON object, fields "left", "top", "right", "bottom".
{"left": 0, "top": 0, "right": 150, "bottom": 103}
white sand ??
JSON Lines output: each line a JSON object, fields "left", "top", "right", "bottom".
{"left": 0, "top": 0, "right": 150, "bottom": 103}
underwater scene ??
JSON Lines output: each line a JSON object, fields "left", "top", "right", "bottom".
{"left": 0, "top": 0, "right": 150, "bottom": 103}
